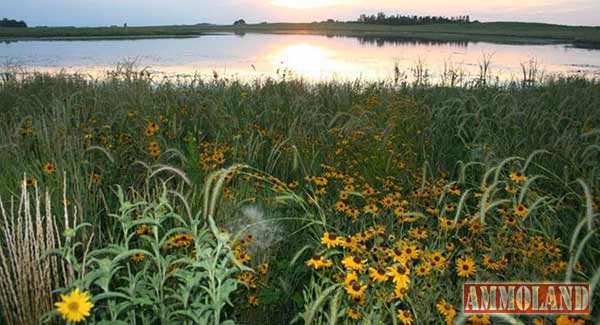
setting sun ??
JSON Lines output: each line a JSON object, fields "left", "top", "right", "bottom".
{"left": 269, "top": 0, "right": 353, "bottom": 9}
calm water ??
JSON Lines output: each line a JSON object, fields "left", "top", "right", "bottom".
{"left": 2, "top": 33, "right": 600, "bottom": 82}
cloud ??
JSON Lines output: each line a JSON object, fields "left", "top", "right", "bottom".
{"left": 2, "top": 0, "right": 599, "bottom": 26}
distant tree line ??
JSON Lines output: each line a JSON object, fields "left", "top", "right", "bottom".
{"left": 357, "top": 13, "right": 471, "bottom": 25}
{"left": 0, "top": 18, "right": 27, "bottom": 28}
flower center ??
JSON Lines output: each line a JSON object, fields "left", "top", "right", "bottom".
{"left": 68, "top": 302, "right": 80, "bottom": 312}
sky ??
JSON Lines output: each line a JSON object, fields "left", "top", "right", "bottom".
{"left": 3, "top": 0, "right": 599, "bottom": 27}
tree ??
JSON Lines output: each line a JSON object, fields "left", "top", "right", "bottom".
{"left": 0, "top": 18, "right": 27, "bottom": 28}
{"left": 233, "top": 19, "right": 246, "bottom": 26}
{"left": 354, "top": 12, "right": 471, "bottom": 26}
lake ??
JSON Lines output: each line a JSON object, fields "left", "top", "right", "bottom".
{"left": 2, "top": 33, "right": 600, "bottom": 83}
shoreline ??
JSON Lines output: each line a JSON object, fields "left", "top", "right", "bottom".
{"left": 1, "top": 22, "right": 599, "bottom": 49}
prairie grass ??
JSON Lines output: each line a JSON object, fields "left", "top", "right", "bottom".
{"left": 0, "top": 178, "right": 73, "bottom": 324}
{"left": 0, "top": 68, "right": 599, "bottom": 323}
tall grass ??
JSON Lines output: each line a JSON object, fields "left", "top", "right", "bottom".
{"left": 0, "top": 178, "right": 73, "bottom": 324}
{"left": 0, "top": 68, "right": 598, "bottom": 323}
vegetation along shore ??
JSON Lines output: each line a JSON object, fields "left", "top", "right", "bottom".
{"left": 0, "top": 67, "right": 599, "bottom": 323}
{"left": 1, "top": 21, "right": 600, "bottom": 48}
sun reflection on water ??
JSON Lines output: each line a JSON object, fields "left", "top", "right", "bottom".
{"left": 267, "top": 41, "right": 395, "bottom": 80}
{"left": 1, "top": 34, "right": 599, "bottom": 82}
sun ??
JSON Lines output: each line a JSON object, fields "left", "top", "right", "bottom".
{"left": 269, "top": 0, "right": 352, "bottom": 9}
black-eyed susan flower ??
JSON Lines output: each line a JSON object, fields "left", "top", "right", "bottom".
{"left": 321, "top": 232, "right": 342, "bottom": 248}
{"left": 131, "top": 253, "right": 145, "bottom": 262}
{"left": 468, "top": 315, "right": 491, "bottom": 325}
{"left": 258, "top": 263, "right": 269, "bottom": 275}
{"left": 342, "top": 255, "right": 367, "bottom": 272}
{"left": 425, "top": 205, "right": 440, "bottom": 216}
{"left": 389, "top": 248, "right": 407, "bottom": 264}
{"left": 555, "top": 315, "right": 587, "bottom": 325}
{"left": 368, "top": 267, "right": 388, "bottom": 283}
{"left": 394, "top": 283, "right": 409, "bottom": 300}
{"left": 339, "top": 191, "right": 349, "bottom": 201}
{"left": 235, "top": 250, "right": 251, "bottom": 264}
{"left": 247, "top": 294, "right": 258, "bottom": 307}
{"left": 428, "top": 252, "right": 447, "bottom": 270}
{"left": 510, "top": 171, "right": 528, "bottom": 183}
{"left": 346, "top": 308, "right": 361, "bottom": 320}
{"left": 388, "top": 265, "right": 410, "bottom": 289}
{"left": 402, "top": 244, "right": 420, "bottom": 260}
{"left": 448, "top": 184, "right": 461, "bottom": 196}
{"left": 25, "top": 177, "right": 37, "bottom": 187}
{"left": 439, "top": 217, "right": 455, "bottom": 230}
{"left": 456, "top": 256, "right": 477, "bottom": 278}
{"left": 362, "top": 186, "right": 377, "bottom": 196}
{"left": 314, "top": 176, "right": 328, "bottom": 186}
{"left": 90, "top": 173, "right": 102, "bottom": 185}
{"left": 415, "top": 263, "right": 431, "bottom": 277}
{"left": 147, "top": 141, "right": 161, "bottom": 157}
{"left": 55, "top": 288, "right": 94, "bottom": 322}
{"left": 43, "top": 162, "right": 56, "bottom": 175}
{"left": 345, "top": 207, "right": 360, "bottom": 221}
{"left": 340, "top": 237, "right": 360, "bottom": 251}
{"left": 363, "top": 204, "right": 379, "bottom": 215}
{"left": 437, "top": 299, "right": 456, "bottom": 325}
{"left": 409, "top": 227, "right": 428, "bottom": 240}
{"left": 344, "top": 271, "right": 359, "bottom": 287}
{"left": 144, "top": 122, "right": 159, "bottom": 137}
{"left": 482, "top": 255, "right": 507, "bottom": 272}
{"left": 505, "top": 184, "right": 518, "bottom": 194}
{"left": 237, "top": 272, "right": 257, "bottom": 289}
{"left": 335, "top": 201, "right": 347, "bottom": 212}
{"left": 514, "top": 204, "right": 528, "bottom": 218}
{"left": 397, "top": 309, "right": 413, "bottom": 325}
{"left": 306, "top": 255, "right": 333, "bottom": 270}
{"left": 380, "top": 195, "right": 395, "bottom": 209}
{"left": 344, "top": 279, "right": 367, "bottom": 300}
{"left": 394, "top": 206, "right": 407, "bottom": 217}
{"left": 468, "top": 220, "right": 484, "bottom": 234}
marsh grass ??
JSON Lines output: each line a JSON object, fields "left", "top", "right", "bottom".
{"left": 0, "top": 67, "right": 599, "bottom": 323}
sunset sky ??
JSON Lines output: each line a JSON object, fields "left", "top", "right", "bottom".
{"left": 4, "top": 0, "right": 599, "bottom": 27}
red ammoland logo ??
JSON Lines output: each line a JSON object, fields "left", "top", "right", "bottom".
{"left": 463, "top": 283, "right": 590, "bottom": 314}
